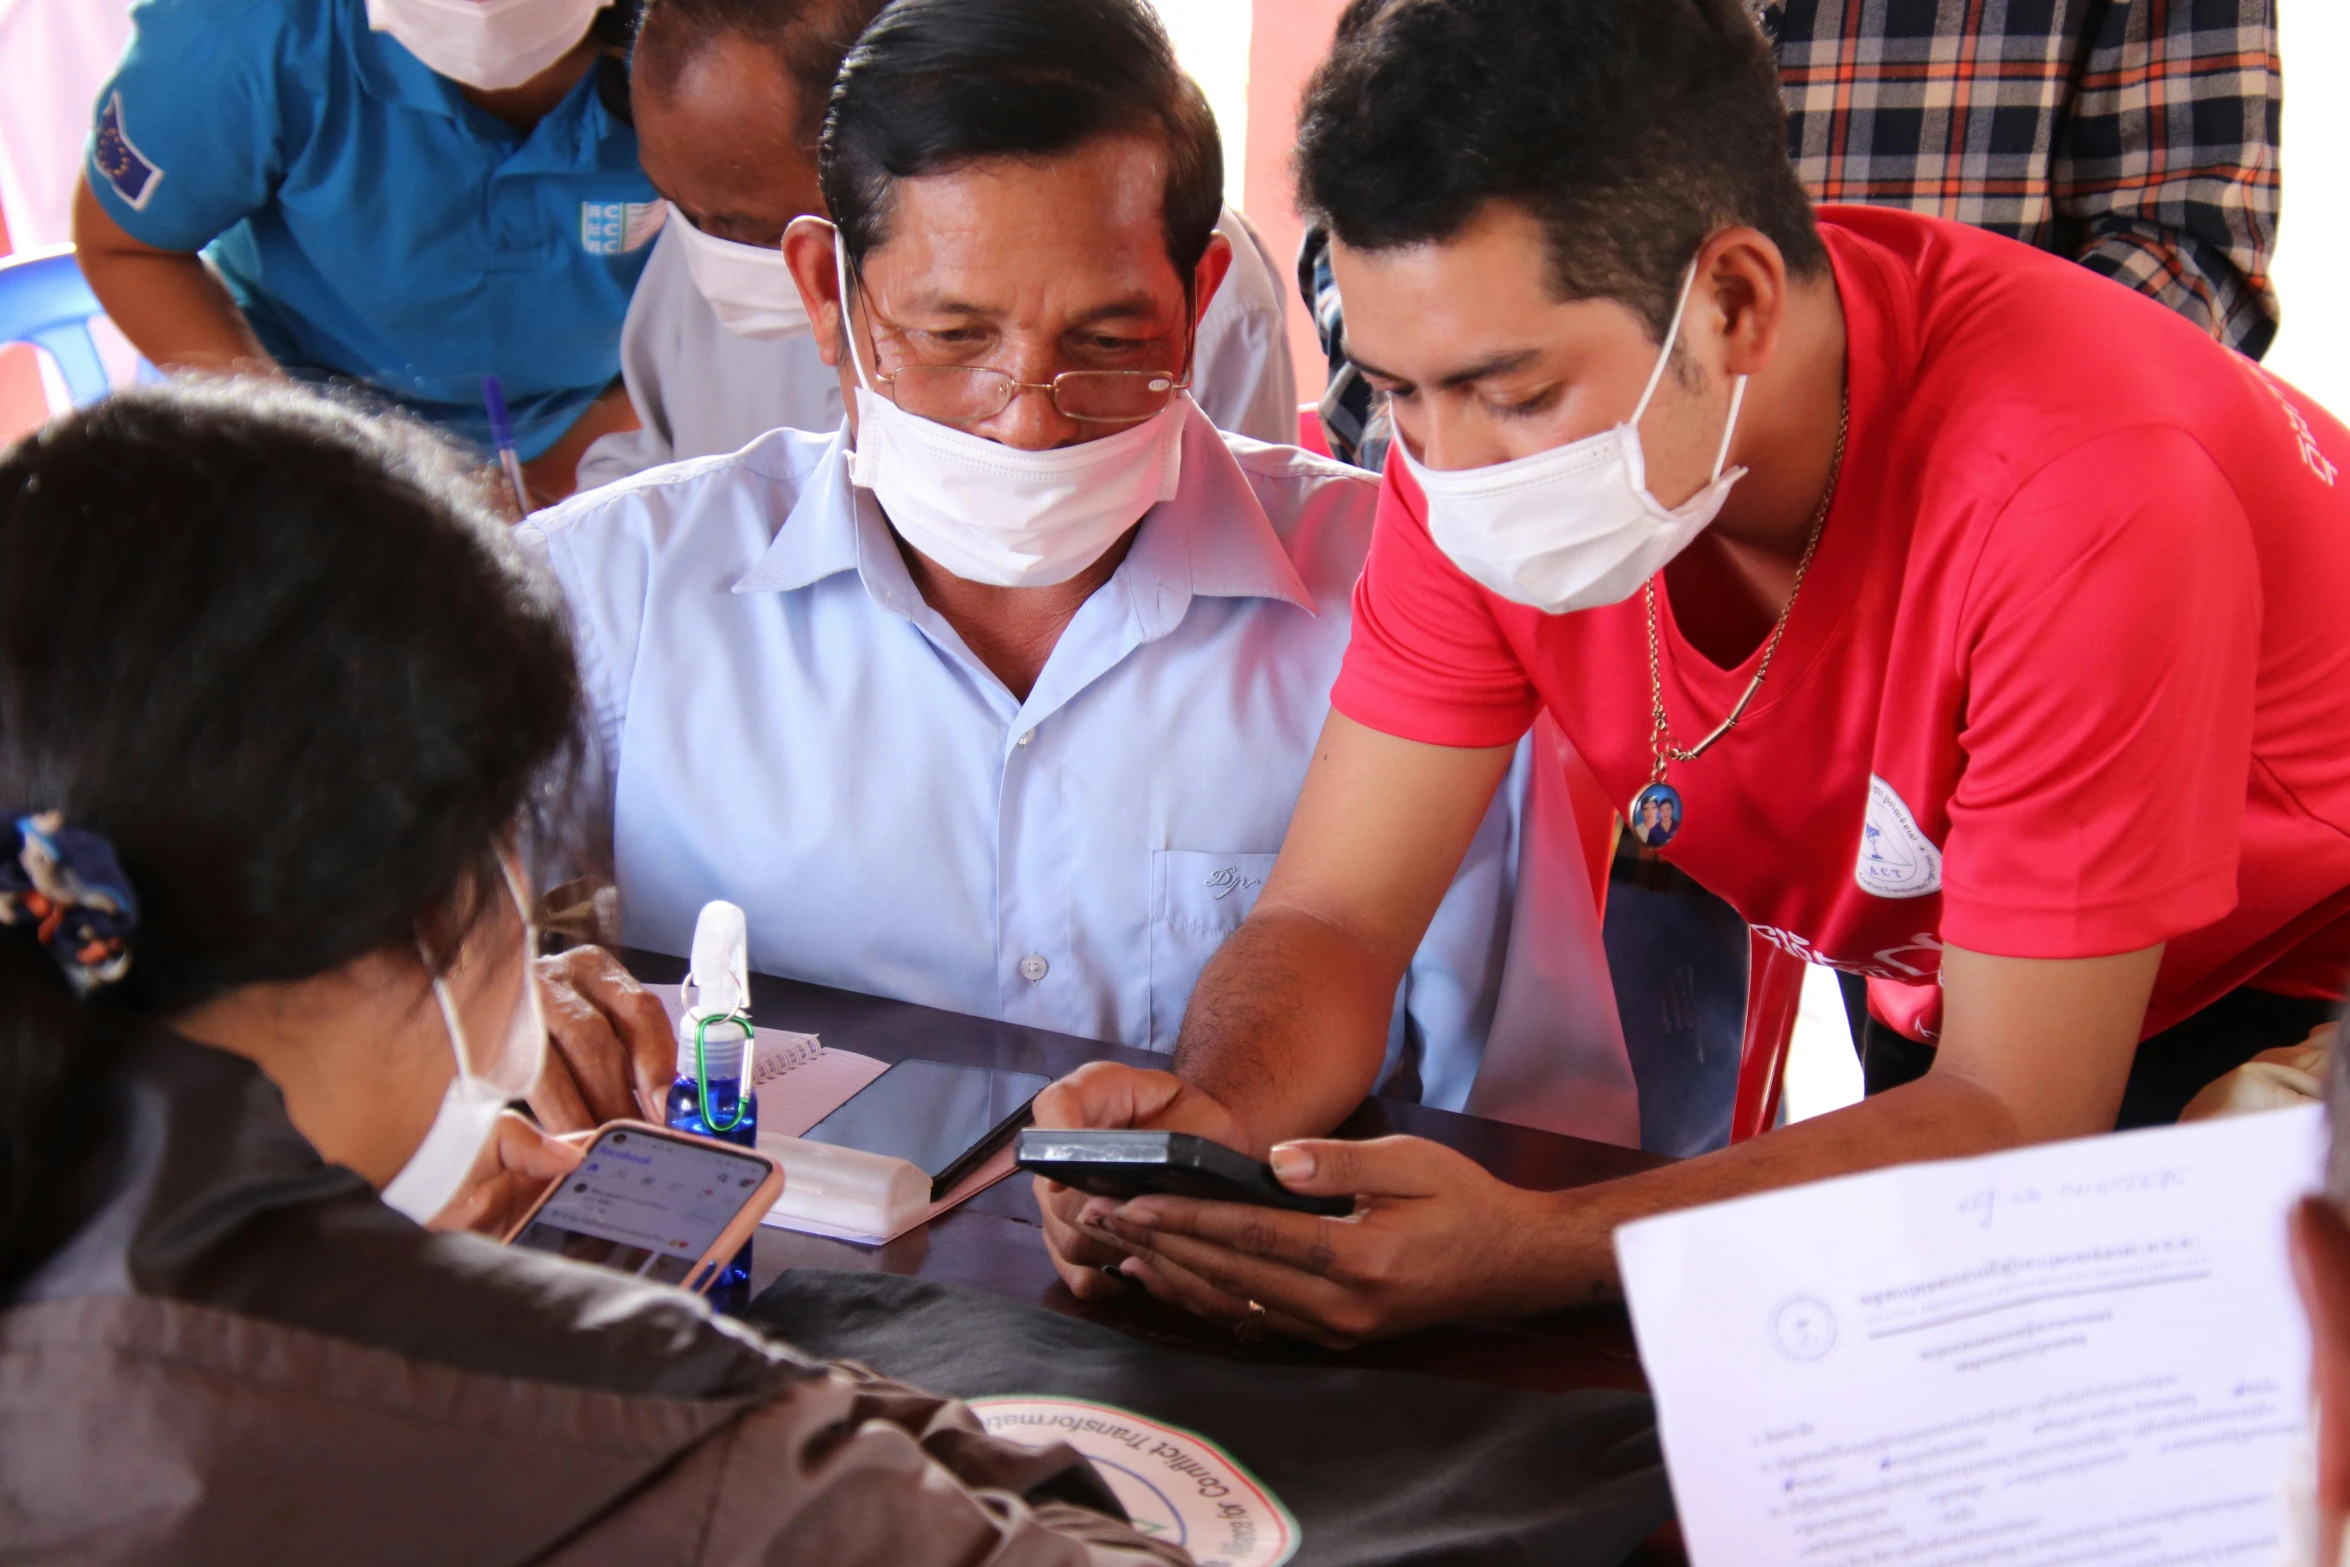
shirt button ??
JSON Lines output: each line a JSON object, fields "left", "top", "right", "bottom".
{"left": 1017, "top": 730, "right": 1035, "bottom": 746}
{"left": 1018, "top": 953, "right": 1049, "bottom": 983}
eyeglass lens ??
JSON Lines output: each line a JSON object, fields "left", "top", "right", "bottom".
{"left": 886, "top": 366, "right": 1181, "bottom": 424}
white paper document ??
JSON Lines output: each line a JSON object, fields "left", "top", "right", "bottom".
{"left": 1616, "top": 1107, "right": 2326, "bottom": 1567}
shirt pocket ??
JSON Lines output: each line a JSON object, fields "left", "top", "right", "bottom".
{"left": 1145, "top": 849, "right": 1280, "bottom": 1051}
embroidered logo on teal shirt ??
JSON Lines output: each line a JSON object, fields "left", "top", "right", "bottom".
{"left": 94, "top": 93, "right": 163, "bottom": 211}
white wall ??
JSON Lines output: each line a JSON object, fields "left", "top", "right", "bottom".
{"left": 0, "top": 0, "right": 128, "bottom": 249}
{"left": 1148, "top": 0, "right": 1253, "bottom": 210}
{"left": 2266, "top": 0, "right": 2349, "bottom": 411}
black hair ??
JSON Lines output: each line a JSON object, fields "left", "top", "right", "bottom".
{"left": 630, "top": 0, "right": 886, "bottom": 145}
{"left": 592, "top": 0, "right": 645, "bottom": 50}
{"left": 592, "top": 1, "right": 645, "bottom": 127}
{"left": 819, "top": 0, "right": 1224, "bottom": 281}
{"left": 0, "top": 382, "right": 581, "bottom": 1287}
{"left": 1297, "top": 0, "right": 1825, "bottom": 344}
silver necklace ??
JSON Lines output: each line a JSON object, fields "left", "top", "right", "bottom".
{"left": 1629, "top": 389, "right": 1848, "bottom": 851}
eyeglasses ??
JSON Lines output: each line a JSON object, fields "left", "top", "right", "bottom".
{"left": 873, "top": 364, "right": 1190, "bottom": 425}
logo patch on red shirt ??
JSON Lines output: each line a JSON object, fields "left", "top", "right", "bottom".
{"left": 1857, "top": 776, "right": 1942, "bottom": 899}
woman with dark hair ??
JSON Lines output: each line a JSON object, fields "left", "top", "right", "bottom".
{"left": 0, "top": 382, "right": 1180, "bottom": 1565}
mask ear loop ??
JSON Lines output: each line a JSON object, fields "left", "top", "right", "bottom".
{"left": 1629, "top": 261, "right": 1749, "bottom": 485}
{"left": 488, "top": 851, "right": 547, "bottom": 1098}
{"left": 414, "top": 930, "right": 476, "bottom": 1088}
{"left": 410, "top": 855, "right": 546, "bottom": 1098}
{"left": 1629, "top": 264, "right": 1702, "bottom": 430}
{"left": 1712, "top": 376, "right": 1749, "bottom": 482}
{"left": 830, "top": 224, "right": 881, "bottom": 397}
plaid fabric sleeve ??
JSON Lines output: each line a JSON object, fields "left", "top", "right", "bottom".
{"left": 1296, "top": 222, "right": 1391, "bottom": 472}
{"left": 2052, "top": 0, "right": 2281, "bottom": 358}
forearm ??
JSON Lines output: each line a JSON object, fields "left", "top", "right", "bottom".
{"left": 72, "top": 177, "right": 277, "bottom": 374}
{"left": 1514, "top": 1071, "right": 2029, "bottom": 1308}
{"left": 82, "top": 247, "right": 275, "bottom": 373}
{"left": 1172, "top": 906, "right": 1398, "bottom": 1152}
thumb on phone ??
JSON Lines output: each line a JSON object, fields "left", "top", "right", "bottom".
{"left": 1268, "top": 1136, "right": 1456, "bottom": 1201}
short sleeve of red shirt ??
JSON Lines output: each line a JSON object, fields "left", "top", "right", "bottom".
{"left": 1941, "top": 425, "right": 2258, "bottom": 957}
{"left": 1331, "top": 461, "right": 1543, "bottom": 747}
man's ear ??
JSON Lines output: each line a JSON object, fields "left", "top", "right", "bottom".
{"left": 1190, "top": 230, "right": 1235, "bottom": 328}
{"left": 1694, "top": 226, "right": 1789, "bottom": 380}
{"left": 2293, "top": 1197, "right": 2350, "bottom": 1561}
{"left": 782, "top": 215, "right": 848, "bottom": 370}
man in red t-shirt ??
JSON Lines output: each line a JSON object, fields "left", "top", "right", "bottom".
{"left": 1029, "top": 0, "right": 2350, "bottom": 1346}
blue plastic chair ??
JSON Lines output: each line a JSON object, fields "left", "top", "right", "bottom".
{"left": 0, "top": 244, "right": 123, "bottom": 407}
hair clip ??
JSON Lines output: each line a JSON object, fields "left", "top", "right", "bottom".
{"left": 0, "top": 811, "right": 140, "bottom": 997}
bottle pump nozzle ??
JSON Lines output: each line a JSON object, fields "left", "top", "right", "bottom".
{"left": 686, "top": 900, "right": 748, "bottom": 1017}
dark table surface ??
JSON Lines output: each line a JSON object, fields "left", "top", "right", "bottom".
{"left": 626, "top": 949, "right": 1669, "bottom": 1398}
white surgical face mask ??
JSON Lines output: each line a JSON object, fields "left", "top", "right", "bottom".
{"left": 366, "top": 0, "right": 610, "bottom": 93}
{"left": 674, "top": 206, "right": 811, "bottom": 340}
{"left": 832, "top": 229, "right": 1186, "bottom": 588}
{"left": 381, "top": 862, "right": 547, "bottom": 1224}
{"left": 1402, "top": 262, "right": 1748, "bottom": 616}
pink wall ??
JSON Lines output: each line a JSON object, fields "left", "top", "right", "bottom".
{"left": 0, "top": 207, "right": 48, "bottom": 447}
{"left": 1244, "top": 0, "right": 1348, "bottom": 404}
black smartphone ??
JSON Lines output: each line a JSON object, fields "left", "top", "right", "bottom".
{"left": 800, "top": 1058, "right": 1052, "bottom": 1199}
{"left": 1015, "top": 1128, "right": 1355, "bottom": 1217}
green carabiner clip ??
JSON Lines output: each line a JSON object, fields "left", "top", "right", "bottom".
{"left": 693, "top": 1009, "right": 757, "bottom": 1133}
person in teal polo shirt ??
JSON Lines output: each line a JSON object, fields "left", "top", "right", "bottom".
{"left": 71, "top": 0, "right": 659, "bottom": 502}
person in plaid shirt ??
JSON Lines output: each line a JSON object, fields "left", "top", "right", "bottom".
{"left": 1304, "top": 0, "right": 2282, "bottom": 469}
{"left": 1763, "top": 0, "right": 2279, "bottom": 359}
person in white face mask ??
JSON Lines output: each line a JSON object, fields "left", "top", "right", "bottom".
{"left": 70, "top": 0, "right": 654, "bottom": 505}
{"left": 0, "top": 381, "right": 1189, "bottom": 1566}
{"left": 1035, "top": 0, "right": 2350, "bottom": 1352}
{"left": 531, "top": 0, "right": 1628, "bottom": 1156}
{"left": 571, "top": 0, "right": 1298, "bottom": 489}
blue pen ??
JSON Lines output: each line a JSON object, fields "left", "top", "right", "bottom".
{"left": 481, "top": 375, "right": 531, "bottom": 516}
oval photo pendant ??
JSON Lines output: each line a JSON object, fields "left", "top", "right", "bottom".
{"left": 1629, "top": 780, "right": 1684, "bottom": 850}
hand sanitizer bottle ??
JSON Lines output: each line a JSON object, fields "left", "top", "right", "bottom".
{"left": 666, "top": 900, "right": 758, "bottom": 1300}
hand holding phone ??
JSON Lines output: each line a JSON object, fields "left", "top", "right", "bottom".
{"left": 426, "top": 1111, "right": 590, "bottom": 1237}
{"left": 507, "top": 1121, "right": 781, "bottom": 1293}
{"left": 1024, "top": 1062, "right": 1275, "bottom": 1303}
{"left": 1016, "top": 1128, "right": 1355, "bottom": 1217}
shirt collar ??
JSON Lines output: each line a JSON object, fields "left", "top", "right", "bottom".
{"left": 730, "top": 429, "right": 882, "bottom": 596}
{"left": 349, "top": 19, "right": 472, "bottom": 119}
{"left": 349, "top": 18, "right": 609, "bottom": 162}
{"left": 731, "top": 402, "right": 1316, "bottom": 627}
{"left": 1125, "top": 401, "right": 1318, "bottom": 625}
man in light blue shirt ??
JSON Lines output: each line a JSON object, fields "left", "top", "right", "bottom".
{"left": 532, "top": 0, "right": 1629, "bottom": 1128}
{"left": 74, "top": 0, "right": 654, "bottom": 486}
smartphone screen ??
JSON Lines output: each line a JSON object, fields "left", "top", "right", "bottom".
{"left": 512, "top": 1126, "right": 772, "bottom": 1285}
{"left": 799, "top": 1058, "right": 1051, "bottom": 1186}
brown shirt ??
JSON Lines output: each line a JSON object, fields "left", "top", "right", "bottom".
{"left": 0, "top": 1033, "right": 1189, "bottom": 1567}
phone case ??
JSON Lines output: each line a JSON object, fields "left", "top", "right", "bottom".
{"left": 1015, "top": 1129, "right": 1355, "bottom": 1217}
{"left": 503, "top": 1119, "right": 785, "bottom": 1294}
